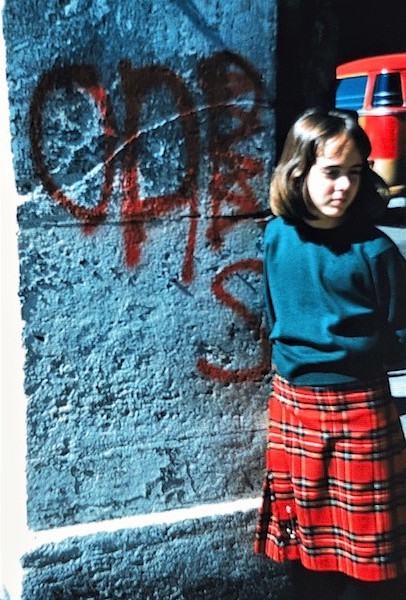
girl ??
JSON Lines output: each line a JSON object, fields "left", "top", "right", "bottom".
{"left": 254, "top": 108, "right": 406, "bottom": 600}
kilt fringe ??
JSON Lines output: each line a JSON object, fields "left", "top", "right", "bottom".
{"left": 254, "top": 374, "right": 406, "bottom": 581}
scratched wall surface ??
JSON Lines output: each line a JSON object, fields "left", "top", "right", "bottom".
{"left": 3, "top": 0, "right": 277, "bottom": 596}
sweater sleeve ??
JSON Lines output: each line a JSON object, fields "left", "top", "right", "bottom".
{"left": 263, "top": 240, "right": 276, "bottom": 334}
{"left": 263, "top": 230, "right": 276, "bottom": 334}
{"left": 372, "top": 244, "right": 406, "bottom": 369}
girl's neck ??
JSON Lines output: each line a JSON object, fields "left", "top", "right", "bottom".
{"left": 303, "top": 216, "right": 346, "bottom": 230}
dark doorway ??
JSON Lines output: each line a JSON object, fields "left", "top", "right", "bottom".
{"left": 275, "top": 0, "right": 406, "bottom": 157}
{"left": 337, "top": 0, "right": 405, "bottom": 64}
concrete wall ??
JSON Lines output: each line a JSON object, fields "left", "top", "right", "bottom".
{"left": 21, "top": 512, "right": 291, "bottom": 600}
{"left": 2, "top": 1, "right": 284, "bottom": 597}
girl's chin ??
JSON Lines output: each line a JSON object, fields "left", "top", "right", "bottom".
{"left": 329, "top": 203, "right": 348, "bottom": 212}
{"left": 321, "top": 204, "right": 350, "bottom": 219}
{"left": 325, "top": 208, "right": 347, "bottom": 217}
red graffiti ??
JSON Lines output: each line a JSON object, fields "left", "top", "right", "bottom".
{"left": 199, "top": 53, "right": 265, "bottom": 250}
{"left": 28, "top": 53, "right": 269, "bottom": 382}
{"left": 29, "top": 65, "right": 118, "bottom": 231}
{"left": 119, "top": 61, "right": 199, "bottom": 283}
{"left": 29, "top": 52, "right": 266, "bottom": 280}
{"left": 197, "top": 259, "right": 270, "bottom": 383}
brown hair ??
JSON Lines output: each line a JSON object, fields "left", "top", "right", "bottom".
{"left": 270, "top": 108, "right": 388, "bottom": 221}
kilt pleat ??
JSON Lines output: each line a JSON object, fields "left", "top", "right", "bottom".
{"left": 254, "top": 374, "right": 406, "bottom": 581}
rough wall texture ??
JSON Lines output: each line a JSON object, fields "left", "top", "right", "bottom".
{"left": 3, "top": 0, "right": 281, "bottom": 597}
{"left": 21, "top": 511, "right": 292, "bottom": 600}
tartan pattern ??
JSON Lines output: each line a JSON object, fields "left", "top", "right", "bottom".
{"left": 254, "top": 374, "right": 406, "bottom": 581}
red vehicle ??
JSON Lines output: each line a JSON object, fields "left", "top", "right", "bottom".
{"left": 336, "top": 54, "right": 406, "bottom": 195}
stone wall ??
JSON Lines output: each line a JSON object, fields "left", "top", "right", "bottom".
{"left": 3, "top": 1, "right": 283, "bottom": 597}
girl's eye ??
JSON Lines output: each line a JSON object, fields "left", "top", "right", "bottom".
{"left": 322, "top": 168, "right": 362, "bottom": 179}
{"left": 322, "top": 169, "right": 340, "bottom": 179}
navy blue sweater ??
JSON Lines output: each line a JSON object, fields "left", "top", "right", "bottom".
{"left": 263, "top": 217, "right": 406, "bottom": 385}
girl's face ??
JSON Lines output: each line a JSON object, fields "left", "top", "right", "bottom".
{"left": 305, "top": 134, "right": 363, "bottom": 228}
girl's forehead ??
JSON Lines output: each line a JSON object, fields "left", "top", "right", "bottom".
{"left": 316, "top": 134, "right": 362, "bottom": 162}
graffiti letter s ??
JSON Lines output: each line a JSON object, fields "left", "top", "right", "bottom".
{"left": 197, "top": 259, "right": 270, "bottom": 383}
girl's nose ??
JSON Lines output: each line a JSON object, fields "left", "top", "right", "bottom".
{"left": 336, "top": 174, "right": 351, "bottom": 190}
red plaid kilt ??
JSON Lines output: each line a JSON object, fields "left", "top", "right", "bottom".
{"left": 254, "top": 374, "right": 406, "bottom": 581}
